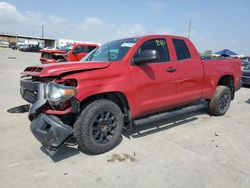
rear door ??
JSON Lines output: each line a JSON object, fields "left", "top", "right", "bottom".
{"left": 171, "top": 38, "right": 204, "bottom": 103}
{"left": 129, "top": 38, "right": 179, "bottom": 116}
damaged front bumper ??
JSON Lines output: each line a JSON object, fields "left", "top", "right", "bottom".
{"left": 30, "top": 113, "right": 73, "bottom": 155}
{"left": 20, "top": 79, "right": 79, "bottom": 155}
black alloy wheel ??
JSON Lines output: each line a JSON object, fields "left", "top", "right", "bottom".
{"left": 92, "top": 111, "right": 117, "bottom": 144}
{"left": 73, "top": 99, "right": 124, "bottom": 154}
{"left": 218, "top": 92, "right": 230, "bottom": 113}
{"left": 208, "top": 85, "right": 232, "bottom": 116}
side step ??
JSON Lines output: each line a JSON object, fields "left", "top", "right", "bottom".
{"left": 133, "top": 102, "right": 206, "bottom": 126}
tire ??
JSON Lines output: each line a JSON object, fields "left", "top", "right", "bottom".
{"left": 73, "top": 99, "right": 124, "bottom": 154}
{"left": 57, "top": 59, "right": 66, "bottom": 63}
{"left": 208, "top": 86, "right": 232, "bottom": 116}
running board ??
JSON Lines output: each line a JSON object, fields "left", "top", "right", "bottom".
{"left": 133, "top": 103, "right": 205, "bottom": 126}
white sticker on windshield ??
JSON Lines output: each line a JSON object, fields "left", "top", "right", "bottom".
{"left": 121, "top": 43, "right": 135, "bottom": 47}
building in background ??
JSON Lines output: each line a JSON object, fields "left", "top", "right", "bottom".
{"left": 56, "top": 39, "right": 100, "bottom": 48}
{"left": 0, "top": 33, "right": 56, "bottom": 48}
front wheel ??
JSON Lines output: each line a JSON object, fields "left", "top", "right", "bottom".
{"left": 73, "top": 99, "right": 124, "bottom": 154}
{"left": 208, "top": 86, "right": 232, "bottom": 116}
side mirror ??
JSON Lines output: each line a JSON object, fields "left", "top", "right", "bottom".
{"left": 133, "top": 50, "right": 160, "bottom": 65}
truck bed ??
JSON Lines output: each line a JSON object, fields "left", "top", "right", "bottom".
{"left": 202, "top": 58, "right": 242, "bottom": 99}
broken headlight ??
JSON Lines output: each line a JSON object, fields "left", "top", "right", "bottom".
{"left": 46, "top": 82, "right": 76, "bottom": 104}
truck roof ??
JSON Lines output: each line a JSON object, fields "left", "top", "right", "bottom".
{"left": 117, "top": 34, "right": 189, "bottom": 42}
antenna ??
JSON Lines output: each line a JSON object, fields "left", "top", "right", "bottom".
{"left": 188, "top": 19, "right": 191, "bottom": 38}
{"left": 42, "top": 25, "right": 44, "bottom": 38}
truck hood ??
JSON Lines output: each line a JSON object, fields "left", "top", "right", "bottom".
{"left": 22, "top": 62, "right": 111, "bottom": 77}
{"left": 40, "top": 49, "right": 66, "bottom": 53}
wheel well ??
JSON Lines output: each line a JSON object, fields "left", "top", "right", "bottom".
{"left": 80, "top": 92, "right": 131, "bottom": 122}
{"left": 51, "top": 55, "right": 66, "bottom": 61}
{"left": 217, "top": 75, "right": 235, "bottom": 99}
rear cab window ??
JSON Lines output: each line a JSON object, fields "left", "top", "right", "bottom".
{"left": 73, "top": 46, "right": 85, "bottom": 54}
{"left": 87, "top": 46, "right": 97, "bottom": 52}
{"left": 172, "top": 39, "right": 191, "bottom": 61}
{"left": 133, "top": 38, "right": 170, "bottom": 63}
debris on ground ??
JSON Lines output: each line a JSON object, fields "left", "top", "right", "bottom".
{"left": 8, "top": 56, "right": 16, "bottom": 59}
{"left": 107, "top": 152, "right": 137, "bottom": 163}
{"left": 214, "top": 132, "right": 219, "bottom": 137}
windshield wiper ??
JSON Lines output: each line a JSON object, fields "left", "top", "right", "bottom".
{"left": 107, "top": 45, "right": 111, "bottom": 61}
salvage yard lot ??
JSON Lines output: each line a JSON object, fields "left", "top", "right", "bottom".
{"left": 0, "top": 49, "right": 250, "bottom": 188}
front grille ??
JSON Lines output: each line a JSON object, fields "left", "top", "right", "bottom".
{"left": 20, "top": 80, "right": 40, "bottom": 103}
{"left": 24, "top": 67, "right": 43, "bottom": 72}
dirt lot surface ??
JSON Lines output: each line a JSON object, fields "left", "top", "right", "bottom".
{"left": 0, "top": 49, "right": 250, "bottom": 188}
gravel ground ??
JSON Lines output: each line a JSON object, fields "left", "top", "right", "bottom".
{"left": 0, "top": 49, "right": 250, "bottom": 188}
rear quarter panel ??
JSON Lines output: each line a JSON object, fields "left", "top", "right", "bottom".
{"left": 202, "top": 58, "right": 242, "bottom": 99}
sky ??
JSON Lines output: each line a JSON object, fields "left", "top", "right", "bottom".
{"left": 0, "top": 0, "right": 250, "bottom": 54}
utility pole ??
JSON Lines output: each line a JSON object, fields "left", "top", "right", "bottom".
{"left": 42, "top": 25, "right": 44, "bottom": 38}
{"left": 188, "top": 19, "right": 192, "bottom": 38}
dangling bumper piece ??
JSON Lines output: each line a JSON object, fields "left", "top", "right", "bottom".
{"left": 30, "top": 113, "right": 73, "bottom": 155}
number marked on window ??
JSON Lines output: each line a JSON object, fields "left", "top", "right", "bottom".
{"left": 155, "top": 40, "right": 166, "bottom": 46}
{"left": 121, "top": 43, "right": 135, "bottom": 47}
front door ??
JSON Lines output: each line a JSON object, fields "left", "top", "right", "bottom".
{"left": 129, "top": 38, "right": 179, "bottom": 116}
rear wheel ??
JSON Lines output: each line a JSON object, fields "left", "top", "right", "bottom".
{"left": 208, "top": 86, "right": 231, "bottom": 116}
{"left": 73, "top": 99, "right": 124, "bottom": 154}
{"left": 57, "top": 59, "right": 66, "bottom": 63}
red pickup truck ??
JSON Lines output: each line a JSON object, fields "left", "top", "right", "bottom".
{"left": 40, "top": 43, "right": 98, "bottom": 64}
{"left": 20, "top": 35, "right": 242, "bottom": 155}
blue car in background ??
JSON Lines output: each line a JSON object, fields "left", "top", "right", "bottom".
{"left": 242, "top": 64, "right": 250, "bottom": 85}
{"left": 242, "top": 59, "right": 250, "bottom": 68}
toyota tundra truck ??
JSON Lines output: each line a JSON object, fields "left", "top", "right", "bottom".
{"left": 40, "top": 43, "right": 98, "bottom": 64}
{"left": 20, "top": 35, "right": 242, "bottom": 155}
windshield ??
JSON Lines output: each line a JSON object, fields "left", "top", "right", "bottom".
{"left": 82, "top": 38, "right": 139, "bottom": 62}
{"left": 60, "top": 44, "right": 73, "bottom": 52}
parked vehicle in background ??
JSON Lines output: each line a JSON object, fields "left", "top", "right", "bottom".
{"left": 242, "top": 64, "right": 250, "bottom": 85}
{"left": 241, "top": 59, "right": 250, "bottom": 68}
{"left": 9, "top": 43, "right": 17, "bottom": 50}
{"left": 19, "top": 44, "right": 41, "bottom": 52}
{"left": 40, "top": 43, "right": 99, "bottom": 64}
{"left": 20, "top": 34, "right": 242, "bottom": 155}
{"left": 17, "top": 44, "right": 27, "bottom": 50}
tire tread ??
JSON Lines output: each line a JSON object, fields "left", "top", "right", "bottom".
{"left": 73, "top": 99, "right": 123, "bottom": 154}
{"left": 208, "top": 85, "right": 231, "bottom": 116}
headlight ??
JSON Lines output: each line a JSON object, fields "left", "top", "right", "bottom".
{"left": 46, "top": 82, "right": 76, "bottom": 103}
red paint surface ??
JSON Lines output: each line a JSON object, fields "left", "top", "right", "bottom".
{"left": 23, "top": 35, "right": 242, "bottom": 118}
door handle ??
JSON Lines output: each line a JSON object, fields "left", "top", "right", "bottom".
{"left": 166, "top": 67, "right": 176, "bottom": 73}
